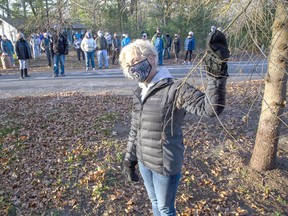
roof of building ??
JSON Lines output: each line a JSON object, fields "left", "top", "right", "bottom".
{"left": 0, "top": 16, "right": 26, "bottom": 29}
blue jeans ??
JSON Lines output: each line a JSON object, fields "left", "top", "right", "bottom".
{"left": 53, "top": 54, "right": 65, "bottom": 75}
{"left": 84, "top": 51, "right": 95, "bottom": 68}
{"left": 157, "top": 49, "right": 163, "bottom": 66}
{"left": 139, "top": 162, "right": 181, "bottom": 216}
{"left": 97, "top": 50, "right": 108, "bottom": 68}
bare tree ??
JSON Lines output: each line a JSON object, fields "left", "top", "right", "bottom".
{"left": 250, "top": 0, "right": 288, "bottom": 171}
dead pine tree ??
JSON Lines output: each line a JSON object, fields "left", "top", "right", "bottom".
{"left": 250, "top": 1, "right": 288, "bottom": 171}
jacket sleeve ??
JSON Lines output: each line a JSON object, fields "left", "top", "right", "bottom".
{"left": 124, "top": 101, "right": 139, "bottom": 162}
{"left": 177, "top": 76, "right": 226, "bottom": 117}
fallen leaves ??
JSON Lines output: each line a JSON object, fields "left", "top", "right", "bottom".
{"left": 0, "top": 81, "right": 287, "bottom": 215}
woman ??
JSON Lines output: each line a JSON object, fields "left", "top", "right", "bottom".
{"left": 81, "top": 32, "right": 96, "bottom": 70}
{"left": 120, "top": 36, "right": 229, "bottom": 215}
{"left": 182, "top": 31, "right": 195, "bottom": 65}
{"left": 15, "top": 32, "right": 32, "bottom": 79}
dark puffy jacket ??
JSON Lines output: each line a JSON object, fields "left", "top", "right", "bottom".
{"left": 124, "top": 75, "right": 226, "bottom": 176}
{"left": 173, "top": 38, "right": 181, "bottom": 52}
{"left": 15, "top": 39, "right": 32, "bottom": 60}
{"left": 50, "top": 33, "right": 69, "bottom": 55}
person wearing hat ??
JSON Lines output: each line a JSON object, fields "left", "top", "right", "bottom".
{"left": 151, "top": 27, "right": 166, "bottom": 66}
{"left": 182, "top": 31, "right": 195, "bottom": 65}
{"left": 95, "top": 30, "right": 109, "bottom": 69}
{"left": 50, "top": 27, "right": 69, "bottom": 77}
{"left": 121, "top": 33, "right": 131, "bottom": 47}
{"left": 120, "top": 30, "right": 229, "bottom": 215}
{"left": 81, "top": 32, "right": 96, "bottom": 70}
{"left": 172, "top": 33, "right": 181, "bottom": 61}
{"left": 40, "top": 32, "right": 52, "bottom": 67}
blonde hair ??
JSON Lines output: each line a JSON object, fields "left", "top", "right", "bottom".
{"left": 119, "top": 39, "right": 158, "bottom": 79}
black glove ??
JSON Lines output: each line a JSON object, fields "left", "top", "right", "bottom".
{"left": 204, "top": 30, "right": 230, "bottom": 78}
{"left": 122, "top": 160, "right": 139, "bottom": 182}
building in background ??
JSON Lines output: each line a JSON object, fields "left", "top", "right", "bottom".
{"left": 0, "top": 17, "right": 26, "bottom": 42}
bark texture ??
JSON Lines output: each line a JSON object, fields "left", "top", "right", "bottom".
{"left": 250, "top": 1, "right": 288, "bottom": 171}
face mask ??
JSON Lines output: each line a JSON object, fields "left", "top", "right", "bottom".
{"left": 128, "top": 59, "right": 152, "bottom": 82}
{"left": 98, "top": 33, "right": 103, "bottom": 37}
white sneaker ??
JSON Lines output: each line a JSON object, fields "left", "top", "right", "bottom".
{"left": 86, "top": 67, "right": 89, "bottom": 71}
{"left": 187, "top": 61, "right": 191, "bottom": 65}
{"left": 92, "top": 68, "right": 95, "bottom": 70}
{"left": 182, "top": 61, "right": 186, "bottom": 65}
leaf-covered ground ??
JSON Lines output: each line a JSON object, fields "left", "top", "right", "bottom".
{"left": 0, "top": 80, "right": 287, "bottom": 215}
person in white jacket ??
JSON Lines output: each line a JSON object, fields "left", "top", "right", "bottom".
{"left": 81, "top": 32, "right": 97, "bottom": 70}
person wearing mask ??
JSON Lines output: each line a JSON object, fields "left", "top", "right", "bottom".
{"left": 40, "top": 32, "right": 52, "bottom": 67}
{"left": 95, "top": 30, "right": 108, "bottom": 69}
{"left": 73, "top": 35, "right": 85, "bottom": 62}
{"left": 50, "top": 28, "right": 69, "bottom": 77}
{"left": 81, "top": 32, "right": 96, "bottom": 70}
{"left": 142, "top": 33, "right": 148, "bottom": 41}
{"left": 163, "top": 32, "right": 172, "bottom": 60}
{"left": 1, "top": 35, "right": 15, "bottom": 67}
{"left": 172, "top": 34, "right": 181, "bottom": 61}
{"left": 14, "top": 32, "right": 32, "bottom": 79}
{"left": 112, "top": 33, "right": 121, "bottom": 65}
{"left": 121, "top": 33, "right": 131, "bottom": 47}
{"left": 120, "top": 34, "right": 229, "bottom": 215}
{"left": 151, "top": 27, "right": 166, "bottom": 66}
{"left": 182, "top": 31, "right": 195, "bottom": 65}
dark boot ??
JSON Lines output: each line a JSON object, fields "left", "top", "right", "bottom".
{"left": 20, "top": 69, "right": 24, "bottom": 79}
{"left": 24, "top": 68, "right": 30, "bottom": 77}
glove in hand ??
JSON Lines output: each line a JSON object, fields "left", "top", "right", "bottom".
{"left": 122, "top": 160, "right": 139, "bottom": 182}
{"left": 204, "top": 30, "right": 230, "bottom": 78}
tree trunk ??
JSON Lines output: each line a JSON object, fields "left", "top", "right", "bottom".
{"left": 250, "top": 1, "right": 288, "bottom": 171}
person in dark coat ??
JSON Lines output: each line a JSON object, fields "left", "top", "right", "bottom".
{"left": 50, "top": 28, "right": 69, "bottom": 77}
{"left": 119, "top": 34, "right": 229, "bottom": 215}
{"left": 14, "top": 32, "right": 32, "bottom": 79}
{"left": 163, "top": 32, "right": 172, "bottom": 60}
{"left": 172, "top": 33, "right": 181, "bottom": 61}
{"left": 111, "top": 32, "right": 121, "bottom": 65}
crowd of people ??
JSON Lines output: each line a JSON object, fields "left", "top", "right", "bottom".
{"left": 0, "top": 26, "right": 224, "bottom": 79}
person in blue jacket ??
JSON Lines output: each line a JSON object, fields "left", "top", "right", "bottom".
{"left": 1, "top": 35, "right": 15, "bottom": 67}
{"left": 182, "top": 31, "right": 195, "bottom": 65}
{"left": 151, "top": 27, "right": 166, "bottom": 66}
{"left": 121, "top": 33, "right": 131, "bottom": 47}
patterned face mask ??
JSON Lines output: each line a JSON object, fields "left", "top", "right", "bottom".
{"left": 128, "top": 59, "right": 152, "bottom": 82}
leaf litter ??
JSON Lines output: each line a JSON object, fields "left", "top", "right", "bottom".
{"left": 0, "top": 81, "right": 287, "bottom": 216}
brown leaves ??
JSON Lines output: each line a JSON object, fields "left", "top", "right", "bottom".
{"left": 0, "top": 81, "right": 287, "bottom": 215}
